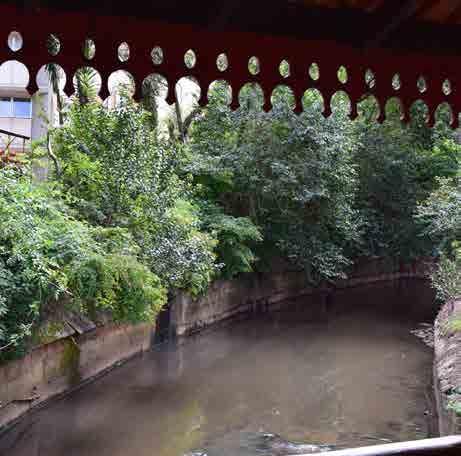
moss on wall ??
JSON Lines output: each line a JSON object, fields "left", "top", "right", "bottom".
{"left": 32, "top": 321, "right": 67, "bottom": 346}
{"left": 59, "top": 338, "right": 81, "bottom": 385}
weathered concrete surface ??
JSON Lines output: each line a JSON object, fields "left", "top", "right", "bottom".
{"left": 171, "top": 258, "right": 435, "bottom": 338}
{"left": 434, "top": 298, "right": 461, "bottom": 435}
{"left": 0, "top": 323, "right": 152, "bottom": 431}
{"left": 170, "top": 271, "right": 311, "bottom": 337}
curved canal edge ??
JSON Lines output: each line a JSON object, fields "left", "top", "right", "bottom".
{"left": 0, "top": 258, "right": 438, "bottom": 435}
{"left": 434, "top": 297, "right": 461, "bottom": 435}
{"left": 0, "top": 323, "right": 153, "bottom": 434}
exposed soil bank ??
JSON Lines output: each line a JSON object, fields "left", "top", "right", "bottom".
{"left": 0, "top": 258, "right": 436, "bottom": 432}
{"left": 434, "top": 298, "right": 461, "bottom": 434}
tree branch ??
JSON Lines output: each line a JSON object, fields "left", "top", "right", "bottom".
{"left": 47, "top": 132, "right": 61, "bottom": 178}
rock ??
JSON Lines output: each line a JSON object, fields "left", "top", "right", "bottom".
{"left": 184, "top": 432, "right": 332, "bottom": 456}
{"left": 411, "top": 323, "right": 434, "bottom": 348}
{"left": 260, "top": 433, "right": 332, "bottom": 455}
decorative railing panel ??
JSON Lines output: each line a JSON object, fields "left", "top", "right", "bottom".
{"left": 0, "top": 4, "right": 460, "bottom": 126}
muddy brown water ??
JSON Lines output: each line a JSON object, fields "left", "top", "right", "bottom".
{"left": 1, "top": 308, "right": 434, "bottom": 456}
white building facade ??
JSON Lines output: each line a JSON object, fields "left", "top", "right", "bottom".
{"left": 0, "top": 60, "right": 56, "bottom": 154}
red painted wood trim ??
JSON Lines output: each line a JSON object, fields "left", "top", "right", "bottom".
{"left": 0, "top": 4, "right": 459, "bottom": 126}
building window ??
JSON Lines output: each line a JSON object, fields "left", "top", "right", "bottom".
{"left": 13, "top": 98, "right": 32, "bottom": 118}
{"left": 0, "top": 97, "right": 31, "bottom": 118}
{"left": 0, "top": 98, "right": 11, "bottom": 117}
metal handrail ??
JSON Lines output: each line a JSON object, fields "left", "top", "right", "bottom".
{"left": 0, "top": 128, "right": 30, "bottom": 141}
{"left": 293, "top": 436, "right": 461, "bottom": 456}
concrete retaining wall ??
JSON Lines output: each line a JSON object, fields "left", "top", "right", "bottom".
{"left": 434, "top": 298, "right": 461, "bottom": 435}
{"left": 0, "top": 323, "right": 152, "bottom": 431}
{"left": 171, "top": 258, "right": 435, "bottom": 338}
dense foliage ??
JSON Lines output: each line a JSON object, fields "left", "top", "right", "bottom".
{"left": 1, "top": 74, "right": 460, "bottom": 362}
{"left": 51, "top": 101, "right": 219, "bottom": 295}
{"left": 354, "top": 99, "right": 460, "bottom": 259}
{"left": 0, "top": 169, "right": 166, "bottom": 360}
{"left": 188, "top": 85, "right": 460, "bottom": 283}
{"left": 417, "top": 174, "right": 461, "bottom": 301}
{"left": 189, "top": 93, "right": 360, "bottom": 282}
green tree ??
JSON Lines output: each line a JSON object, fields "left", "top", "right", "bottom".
{"left": 353, "top": 97, "right": 460, "bottom": 259}
{"left": 0, "top": 168, "right": 166, "bottom": 361}
{"left": 188, "top": 90, "right": 360, "bottom": 282}
{"left": 417, "top": 174, "right": 461, "bottom": 301}
{"left": 52, "top": 100, "right": 217, "bottom": 294}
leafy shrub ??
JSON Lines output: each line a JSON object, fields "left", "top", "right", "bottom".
{"left": 431, "top": 249, "right": 461, "bottom": 302}
{"left": 52, "top": 101, "right": 218, "bottom": 294}
{"left": 417, "top": 175, "right": 461, "bottom": 301}
{"left": 189, "top": 97, "right": 361, "bottom": 282}
{"left": 0, "top": 169, "right": 166, "bottom": 361}
{"left": 68, "top": 254, "right": 166, "bottom": 323}
{"left": 417, "top": 175, "right": 461, "bottom": 250}
{"left": 354, "top": 106, "right": 461, "bottom": 259}
{"left": 198, "top": 201, "right": 262, "bottom": 279}
{"left": 141, "top": 200, "right": 217, "bottom": 296}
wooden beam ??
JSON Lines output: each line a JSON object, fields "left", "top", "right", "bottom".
{"left": 208, "top": 0, "right": 245, "bottom": 30}
{"left": 417, "top": 0, "right": 440, "bottom": 20}
{"left": 364, "top": 0, "right": 437, "bottom": 49}
{"left": 446, "top": 3, "right": 461, "bottom": 24}
{"left": 365, "top": 0, "right": 386, "bottom": 13}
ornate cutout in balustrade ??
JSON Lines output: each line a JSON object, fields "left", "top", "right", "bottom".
{"left": 1, "top": 3, "right": 460, "bottom": 127}
{"left": 184, "top": 49, "right": 196, "bottom": 69}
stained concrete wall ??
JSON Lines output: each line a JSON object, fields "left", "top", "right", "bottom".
{"left": 171, "top": 258, "right": 435, "bottom": 338}
{"left": 0, "top": 323, "right": 152, "bottom": 431}
{"left": 434, "top": 298, "right": 461, "bottom": 435}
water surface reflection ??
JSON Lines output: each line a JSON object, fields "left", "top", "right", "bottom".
{"left": 1, "top": 309, "right": 434, "bottom": 456}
